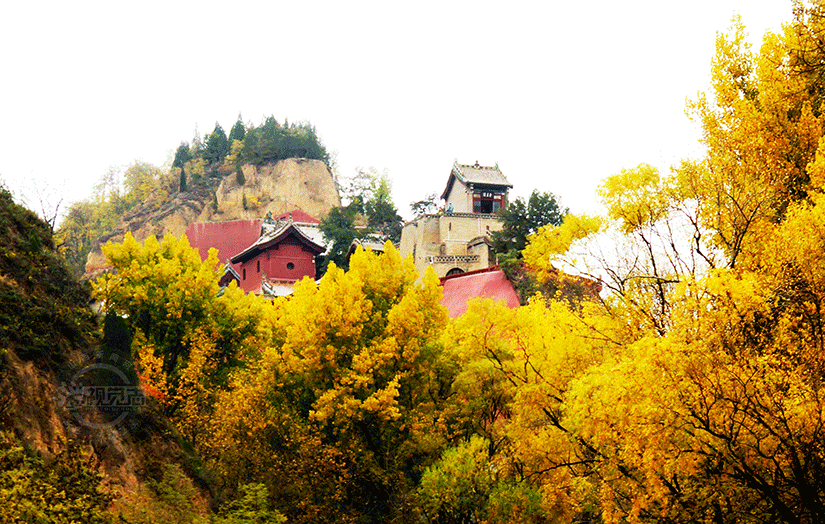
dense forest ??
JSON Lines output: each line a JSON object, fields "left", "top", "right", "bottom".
{"left": 6, "top": 1, "right": 825, "bottom": 523}
{"left": 56, "top": 115, "right": 330, "bottom": 277}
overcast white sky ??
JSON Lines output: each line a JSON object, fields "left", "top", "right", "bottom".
{"left": 0, "top": 1, "right": 793, "bottom": 222}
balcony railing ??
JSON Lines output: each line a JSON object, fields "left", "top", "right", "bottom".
{"left": 427, "top": 254, "right": 480, "bottom": 264}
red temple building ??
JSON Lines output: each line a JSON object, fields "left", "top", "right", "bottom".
{"left": 185, "top": 209, "right": 325, "bottom": 296}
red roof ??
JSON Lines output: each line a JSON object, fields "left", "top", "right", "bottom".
{"left": 273, "top": 209, "right": 320, "bottom": 224}
{"left": 184, "top": 209, "right": 322, "bottom": 267}
{"left": 185, "top": 220, "right": 263, "bottom": 269}
{"left": 439, "top": 268, "right": 520, "bottom": 318}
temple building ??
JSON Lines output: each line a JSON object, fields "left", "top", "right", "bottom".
{"left": 186, "top": 209, "right": 325, "bottom": 296}
{"left": 399, "top": 161, "right": 512, "bottom": 278}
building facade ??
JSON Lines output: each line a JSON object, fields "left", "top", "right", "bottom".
{"left": 187, "top": 209, "right": 325, "bottom": 296}
{"left": 230, "top": 212, "right": 325, "bottom": 295}
{"left": 399, "top": 161, "right": 512, "bottom": 278}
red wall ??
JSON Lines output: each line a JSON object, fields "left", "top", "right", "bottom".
{"left": 238, "top": 236, "right": 316, "bottom": 293}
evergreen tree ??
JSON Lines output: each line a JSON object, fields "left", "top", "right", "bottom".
{"left": 491, "top": 190, "right": 566, "bottom": 257}
{"left": 365, "top": 175, "right": 403, "bottom": 243}
{"left": 204, "top": 123, "right": 229, "bottom": 164}
{"left": 228, "top": 113, "right": 246, "bottom": 143}
{"left": 179, "top": 169, "right": 187, "bottom": 192}
{"left": 256, "top": 116, "right": 283, "bottom": 163}
{"left": 319, "top": 204, "right": 363, "bottom": 273}
{"left": 172, "top": 141, "right": 191, "bottom": 169}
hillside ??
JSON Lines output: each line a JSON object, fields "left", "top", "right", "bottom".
{"left": 83, "top": 157, "right": 341, "bottom": 279}
{"left": 0, "top": 186, "right": 209, "bottom": 519}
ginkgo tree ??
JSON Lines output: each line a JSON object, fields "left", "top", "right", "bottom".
{"left": 444, "top": 4, "right": 825, "bottom": 523}
{"left": 204, "top": 243, "right": 457, "bottom": 524}
{"left": 82, "top": 6, "right": 825, "bottom": 522}
{"left": 93, "top": 232, "right": 267, "bottom": 431}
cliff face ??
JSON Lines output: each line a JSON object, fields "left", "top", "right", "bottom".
{"left": 84, "top": 158, "right": 340, "bottom": 279}
{"left": 208, "top": 158, "right": 341, "bottom": 222}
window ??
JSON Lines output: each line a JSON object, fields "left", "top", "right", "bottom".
{"left": 473, "top": 193, "right": 494, "bottom": 213}
{"left": 257, "top": 260, "right": 260, "bottom": 272}
{"left": 446, "top": 268, "right": 464, "bottom": 276}
{"left": 287, "top": 262, "right": 295, "bottom": 270}
{"left": 243, "top": 268, "right": 246, "bottom": 280}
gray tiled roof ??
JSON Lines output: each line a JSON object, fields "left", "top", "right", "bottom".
{"left": 452, "top": 161, "right": 512, "bottom": 187}
{"left": 230, "top": 218, "right": 325, "bottom": 263}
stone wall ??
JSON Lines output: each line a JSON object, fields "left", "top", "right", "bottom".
{"left": 399, "top": 212, "right": 503, "bottom": 278}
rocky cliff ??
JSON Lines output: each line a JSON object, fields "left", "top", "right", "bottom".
{"left": 209, "top": 158, "right": 341, "bottom": 222}
{"left": 84, "top": 158, "right": 340, "bottom": 279}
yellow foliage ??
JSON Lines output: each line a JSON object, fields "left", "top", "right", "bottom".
{"left": 185, "top": 158, "right": 207, "bottom": 178}
{"left": 522, "top": 213, "right": 602, "bottom": 283}
{"left": 223, "top": 139, "right": 244, "bottom": 171}
{"left": 681, "top": 14, "right": 825, "bottom": 269}
{"left": 205, "top": 243, "right": 453, "bottom": 522}
{"left": 93, "top": 231, "right": 269, "bottom": 442}
{"left": 246, "top": 194, "right": 261, "bottom": 209}
{"left": 446, "top": 296, "right": 623, "bottom": 520}
{"left": 453, "top": 12, "right": 825, "bottom": 520}
{"left": 598, "top": 164, "right": 669, "bottom": 233}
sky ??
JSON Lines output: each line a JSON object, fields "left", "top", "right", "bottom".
{"left": 0, "top": 1, "right": 794, "bottom": 222}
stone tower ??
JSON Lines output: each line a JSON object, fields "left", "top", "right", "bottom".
{"left": 399, "top": 161, "right": 512, "bottom": 278}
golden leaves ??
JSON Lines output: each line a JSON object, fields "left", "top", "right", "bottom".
{"left": 598, "top": 164, "right": 669, "bottom": 234}
{"left": 522, "top": 213, "right": 602, "bottom": 283}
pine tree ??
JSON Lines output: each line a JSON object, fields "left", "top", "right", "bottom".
{"left": 204, "top": 123, "right": 229, "bottom": 164}
{"left": 228, "top": 113, "right": 246, "bottom": 143}
{"left": 172, "top": 141, "right": 191, "bottom": 169}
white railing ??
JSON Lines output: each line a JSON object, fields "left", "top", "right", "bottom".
{"left": 428, "top": 254, "right": 480, "bottom": 264}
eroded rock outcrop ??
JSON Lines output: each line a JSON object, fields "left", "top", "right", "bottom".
{"left": 205, "top": 158, "right": 341, "bottom": 222}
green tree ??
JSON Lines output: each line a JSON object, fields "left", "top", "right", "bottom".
{"left": 204, "top": 123, "right": 230, "bottom": 165}
{"left": 239, "top": 116, "right": 329, "bottom": 166}
{"left": 228, "top": 113, "right": 246, "bottom": 144}
{"left": 417, "top": 436, "right": 495, "bottom": 523}
{"left": 490, "top": 190, "right": 566, "bottom": 257}
{"left": 320, "top": 169, "right": 403, "bottom": 272}
{"left": 365, "top": 174, "right": 403, "bottom": 243}
{"left": 172, "top": 141, "right": 191, "bottom": 170}
{"left": 319, "top": 203, "right": 363, "bottom": 272}
{"left": 214, "top": 483, "right": 286, "bottom": 524}
{"left": 410, "top": 193, "right": 439, "bottom": 217}
{"left": 56, "top": 200, "right": 104, "bottom": 276}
